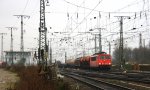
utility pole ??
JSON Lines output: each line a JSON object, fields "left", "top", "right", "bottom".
{"left": 139, "top": 33, "right": 142, "bottom": 48}
{"left": 98, "top": 11, "right": 103, "bottom": 53}
{"left": 49, "top": 39, "right": 52, "bottom": 65}
{"left": 0, "top": 33, "right": 6, "bottom": 62}
{"left": 6, "top": 27, "right": 16, "bottom": 65}
{"left": 109, "top": 42, "right": 111, "bottom": 55}
{"left": 48, "top": 40, "right": 49, "bottom": 64}
{"left": 65, "top": 52, "right": 67, "bottom": 64}
{"left": 99, "top": 28, "right": 102, "bottom": 53}
{"left": 115, "top": 16, "right": 130, "bottom": 70}
{"left": 14, "top": 15, "right": 30, "bottom": 52}
{"left": 89, "top": 28, "right": 104, "bottom": 53}
{"left": 143, "top": 39, "right": 145, "bottom": 48}
{"left": 95, "top": 35, "right": 97, "bottom": 53}
{"left": 119, "top": 16, "right": 124, "bottom": 70}
{"left": 149, "top": 40, "right": 150, "bottom": 48}
{"left": 90, "top": 33, "right": 97, "bottom": 54}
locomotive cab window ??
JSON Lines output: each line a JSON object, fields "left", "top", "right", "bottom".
{"left": 105, "top": 56, "right": 110, "bottom": 59}
{"left": 91, "top": 56, "right": 97, "bottom": 61}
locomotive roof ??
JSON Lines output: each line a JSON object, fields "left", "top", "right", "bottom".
{"left": 93, "top": 52, "right": 107, "bottom": 55}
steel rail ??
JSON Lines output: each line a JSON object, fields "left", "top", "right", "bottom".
{"left": 61, "top": 72, "right": 134, "bottom": 90}
{"left": 67, "top": 69, "right": 150, "bottom": 84}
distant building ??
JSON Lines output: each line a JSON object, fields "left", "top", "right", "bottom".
{"left": 4, "top": 51, "right": 32, "bottom": 66}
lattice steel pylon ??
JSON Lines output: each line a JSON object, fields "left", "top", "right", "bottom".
{"left": 38, "top": 0, "right": 49, "bottom": 74}
{"left": 115, "top": 16, "right": 130, "bottom": 70}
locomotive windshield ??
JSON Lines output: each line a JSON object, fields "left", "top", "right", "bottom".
{"left": 105, "top": 56, "right": 111, "bottom": 59}
{"left": 100, "top": 56, "right": 105, "bottom": 59}
{"left": 100, "top": 55, "right": 111, "bottom": 60}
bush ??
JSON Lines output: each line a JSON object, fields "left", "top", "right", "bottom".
{"left": 8, "top": 66, "right": 71, "bottom": 90}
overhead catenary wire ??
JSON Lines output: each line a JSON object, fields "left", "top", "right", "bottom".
{"left": 60, "top": 4, "right": 150, "bottom": 41}
{"left": 63, "top": 0, "right": 143, "bottom": 14}
{"left": 68, "top": 0, "right": 103, "bottom": 33}
{"left": 2, "top": 0, "right": 150, "bottom": 61}
{"left": 57, "top": 0, "right": 150, "bottom": 60}
{"left": 22, "top": 0, "right": 30, "bottom": 14}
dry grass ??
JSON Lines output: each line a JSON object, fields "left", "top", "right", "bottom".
{"left": 0, "top": 68, "right": 19, "bottom": 90}
{"left": 4, "top": 66, "right": 93, "bottom": 90}
{"left": 14, "top": 66, "right": 56, "bottom": 90}
{"left": 7, "top": 66, "right": 71, "bottom": 90}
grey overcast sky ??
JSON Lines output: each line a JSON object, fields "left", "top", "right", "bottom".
{"left": 0, "top": 0, "right": 150, "bottom": 62}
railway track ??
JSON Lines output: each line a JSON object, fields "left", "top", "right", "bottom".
{"left": 61, "top": 72, "right": 134, "bottom": 90}
{"left": 98, "top": 72, "right": 150, "bottom": 84}
{"left": 65, "top": 69, "right": 150, "bottom": 84}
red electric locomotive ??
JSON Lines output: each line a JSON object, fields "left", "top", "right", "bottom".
{"left": 80, "top": 52, "right": 112, "bottom": 70}
{"left": 90, "top": 52, "right": 112, "bottom": 70}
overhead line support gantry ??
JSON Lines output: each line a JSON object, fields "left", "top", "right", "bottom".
{"left": 115, "top": 16, "right": 130, "bottom": 70}
{"left": 0, "top": 33, "right": 7, "bottom": 62}
{"left": 6, "top": 27, "right": 17, "bottom": 65}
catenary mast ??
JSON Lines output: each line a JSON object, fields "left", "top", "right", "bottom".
{"left": 38, "top": 0, "right": 48, "bottom": 72}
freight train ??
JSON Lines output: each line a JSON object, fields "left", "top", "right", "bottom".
{"left": 65, "top": 52, "right": 112, "bottom": 70}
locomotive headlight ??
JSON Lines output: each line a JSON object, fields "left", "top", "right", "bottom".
{"left": 108, "top": 63, "right": 111, "bottom": 65}
{"left": 99, "top": 63, "right": 101, "bottom": 65}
